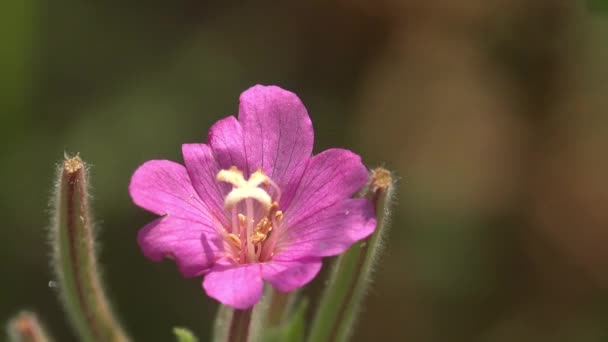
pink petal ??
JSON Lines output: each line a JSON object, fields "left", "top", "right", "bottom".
{"left": 238, "top": 85, "right": 313, "bottom": 195}
{"left": 203, "top": 262, "right": 264, "bottom": 309}
{"left": 284, "top": 148, "right": 369, "bottom": 225}
{"left": 181, "top": 143, "right": 230, "bottom": 227}
{"left": 129, "top": 160, "right": 207, "bottom": 219}
{"left": 138, "top": 217, "right": 221, "bottom": 277}
{"left": 207, "top": 115, "right": 248, "bottom": 171}
{"left": 261, "top": 257, "right": 322, "bottom": 292}
{"left": 276, "top": 199, "right": 376, "bottom": 259}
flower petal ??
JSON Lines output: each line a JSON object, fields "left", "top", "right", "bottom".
{"left": 207, "top": 115, "right": 248, "bottom": 171}
{"left": 138, "top": 216, "right": 221, "bottom": 277}
{"left": 261, "top": 257, "right": 322, "bottom": 292}
{"left": 129, "top": 160, "right": 207, "bottom": 219}
{"left": 276, "top": 199, "right": 376, "bottom": 259}
{"left": 203, "top": 262, "right": 263, "bottom": 309}
{"left": 238, "top": 85, "right": 313, "bottom": 193}
{"left": 182, "top": 143, "right": 230, "bottom": 226}
{"left": 283, "top": 148, "right": 369, "bottom": 224}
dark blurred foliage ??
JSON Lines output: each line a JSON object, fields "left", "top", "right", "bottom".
{"left": 2, "top": 1, "right": 608, "bottom": 341}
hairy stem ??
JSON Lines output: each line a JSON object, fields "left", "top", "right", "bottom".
{"left": 227, "top": 309, "right": 252, "bottom": 342}
{"left": 307, "top": 168, "right": 394, "bottom": 342}
{"left": 212, "top": 305, "right": 233, "bottom": 342}
{"left": 51, "top": 155, "right": 129, "bottom": 342}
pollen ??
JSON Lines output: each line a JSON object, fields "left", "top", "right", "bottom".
{"left": 252, "top": 232, "right": 268, "bottom": 244}
{"left": 256, "top": 218, "right": 271, "bottom": 232}
{"left": 63, "top": 155, "right": 83, "bottom": 174}
{"left": 250, "top": 206, "right": 285, "bottom": 245}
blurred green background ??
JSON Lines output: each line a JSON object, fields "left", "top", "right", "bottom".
{"left": 2, "top": 1, "right": 608, "bottom": 341}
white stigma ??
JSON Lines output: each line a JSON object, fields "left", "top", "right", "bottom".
{"left": 216, "top": 167, "right": 272, "bottom": 211}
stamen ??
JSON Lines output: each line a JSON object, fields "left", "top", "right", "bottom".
{"left": 255, "top": 218, "right": 272, "bottom": 234}
{"left": 255, "top": 244, "right": 262, "bottom": 260}
{"left": 266, "top": 178, "right": 282, "bottom": 202}
{"left": 227, "top": 233, "right": 241, "bottom": 249}
{"left": 252, "top": 218, "right": 272, "bottom": 244}
{"left": 245, "top": 199, "right": 256, "bottom": 262}
{"left": 216, "top": 166, "right": 284, "bottom": 263}
{"left": 238, "top": 214, "right": 247, "bottom": 227}
{"left": 231, "top": 208, "right": 238, "bottom": 234}
{"left": 261, "top": 214, "right": 281, "bottom": 261}
{"left": 251, "top": 233, "right": 263, "bottom": 244}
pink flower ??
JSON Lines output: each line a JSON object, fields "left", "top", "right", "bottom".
{"left": 129, "top": 85, "right": 376, "bottom": 309}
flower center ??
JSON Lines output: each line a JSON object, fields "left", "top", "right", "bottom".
{"left": 216, "top": 166, "right": 283, "bottom": 263}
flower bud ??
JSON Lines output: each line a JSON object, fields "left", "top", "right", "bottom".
{"left": 50, "top": 155, "right": 129, "bottom": 342}
{"left": 6, "top": 311, "right": 53, "bottom": 342}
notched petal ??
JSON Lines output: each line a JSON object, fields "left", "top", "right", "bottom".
{"left": 207, "top": 116, "right": 247, "bottom": 171}
{"left": 238, "top": 85, "right": 313, "bottom": 195}
{"left": 129, "top": 160, "right": 206, "bottom": 219}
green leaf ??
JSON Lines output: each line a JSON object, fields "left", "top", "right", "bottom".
{"left": 589, "top": 0, "right": 608, "bottom": 13}
{"left": 172, "top": 327, "right": 199, "bottom": 342}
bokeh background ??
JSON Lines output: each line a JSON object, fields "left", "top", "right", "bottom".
{"left": 2, "top": 1, "right": 608, "bottom": 341}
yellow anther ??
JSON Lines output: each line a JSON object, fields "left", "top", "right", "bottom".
{"left": 250, "top": 217, "right": 274, "bottom": 245}
{"left": 252, "top": 232, "right": 268, "bottom": 244}
{"left": 275, "top": 211, "right": 284, "bottom": 221}
{"left": 255, "top": 218, "right": 272, "bottom": 235}
{"left": 227, "top": 233, "right": 241, "bottom": 248}
{"left": 238, "top": 214, "right": 247, "bottom": 227}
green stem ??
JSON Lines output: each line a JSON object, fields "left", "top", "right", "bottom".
{"left": 266, "top": 291, "right": 294, "bottom": 326}
{"left": 307, "top": 168, "right": 394, "bottom": 342}
{"left": 51, "top": 155, "right": 130, "bottom": 342}
{"left": 248, "top": 286, "right": 274, "bottom": 342}
{"left": 227, "top": 309, "right": 252, "bottom": 342}
{"left": 212, "top": 305, "right": 233, "bottom": 342}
